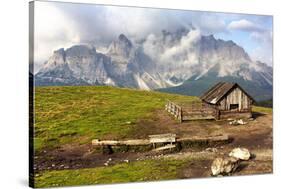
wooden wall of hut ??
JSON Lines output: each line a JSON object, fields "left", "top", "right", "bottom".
{"left": 217, "top": 87, "right": 252, "bottom": 111}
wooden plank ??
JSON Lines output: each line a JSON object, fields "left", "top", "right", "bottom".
{"left": 92, "top": 139, "right": 150, "bottom": 146}
{"left": 153, "top": 144, "right": 176, "bottom": 151}
{"left": 183, "top": 111, "right": 214, "bottom": 115}
{"left": 177, "top": 134, "right": 229, "bottom": 142}
{"left": 149, "top": 133, "right": 176, "bottom": 143}
{"left": 92, "top": 133, "right": 177, "bottom": 146}
{"left": 182, "top": 115, "right": 215, "bottom": 121}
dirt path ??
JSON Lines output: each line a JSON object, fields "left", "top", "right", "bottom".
{"left": 35, "top": 110, "right": 272, "bottom": 177}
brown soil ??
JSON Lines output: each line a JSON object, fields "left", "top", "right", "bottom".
{"left": 34, "top": 110, "right": 273, "bottom": 178}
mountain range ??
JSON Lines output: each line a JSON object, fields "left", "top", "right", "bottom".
{"left": 34, "top": 28, "right": 273, "bottom": 101}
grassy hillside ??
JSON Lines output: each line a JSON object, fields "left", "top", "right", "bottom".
{"left": 34, "top": 86, "right": 198, "bottom": 151}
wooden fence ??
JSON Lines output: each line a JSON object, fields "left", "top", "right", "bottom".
{"left": 182, "top": 102, "right": 216, "bottom": 121}
{"left": 165, "top": 100, "right": 216, "bottom": 122}
{"left": 165, "top": 100, "right": 182, "bottom": 122}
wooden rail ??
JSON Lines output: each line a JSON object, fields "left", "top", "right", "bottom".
{"left": 182, "top": 102, "right": 215, "bottom": 121}
{"left": 165, "top": 100, "right": 182, "bottom": 122}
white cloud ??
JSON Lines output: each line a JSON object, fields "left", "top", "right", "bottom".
{"left": 32, "top": 1, "right": 272, "bottom": 70}
{"left": 160, "top": 29, "right": 201, "bottom": 64}
{"left": 249, "top": 30, "right": 273, "bottom": 65}
{"left": 227, "top": 19, "right": 272, "bottom": 65}
{"left": 34, "top": 2, "right": 81, "bottom": 71}
{"left": 227, "top": 19, "right": 264, "bottom": 32}
{"left": 143, "top": 29, "right": 202, "bottom": 70}
{"left": 33, "top": 1, "right": 230, "bottom": 67}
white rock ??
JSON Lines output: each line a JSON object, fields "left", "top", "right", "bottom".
{"left": 229, "top": 119, "right": 247, "bottom": 125}
{"left": 229, "top": 148, "right": 251, "bottom": 160}
{"left": 206, "top": 147, "right": 218, "bottom": 153}
{"left": 237, "top": 119, "right": 247, "bottom": 125}
{"left": 211, "top": 157, "right": 240, "bottom": 176}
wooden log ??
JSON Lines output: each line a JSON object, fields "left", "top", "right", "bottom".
{"left": 92, "top": 139, "right": 150, "bottom": 146}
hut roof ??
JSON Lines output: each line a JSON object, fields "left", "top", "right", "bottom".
{"left": 200, "top": 82, "right": 254, "bottom": 104}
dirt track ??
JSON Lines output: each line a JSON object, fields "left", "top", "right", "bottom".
{"left": 34, "top": 110, "right": 273, "bottom": 177}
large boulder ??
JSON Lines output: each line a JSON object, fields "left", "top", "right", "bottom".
{"left": 229, "top": 148, "right": 251, "bottom": 160}
{"left": 211, "top": 157, "right": 240, "bottom": 176}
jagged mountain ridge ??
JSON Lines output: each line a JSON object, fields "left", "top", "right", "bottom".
{"left": 35, "top": 29, "right": 273, "bottom": 101}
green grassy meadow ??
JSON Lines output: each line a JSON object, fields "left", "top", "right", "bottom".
{"left": 35, "top": 158, "right": 194, "bottom": 188}
{"left": 34, "top": 86, "right": 198, "bottom": 152}
{"left": 33, "top": 86, "right": 272, "bottom": 187}
{"left": 252, "top": 106, "right": 273, "bottom": 114}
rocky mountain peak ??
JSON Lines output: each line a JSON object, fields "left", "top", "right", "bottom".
{"left": 118, "top": 34, "right": 132, "bottom": 47}
{"left": 65, "top": 45, "right": 96, "bottom": 57}
{"left": 107, "top": 34, "right": 133, "bottom": 58}
{"left": 54, "top": 48, "right": 65, "bottom": 54}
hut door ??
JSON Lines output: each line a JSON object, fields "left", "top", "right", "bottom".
{"left": 230, "top": 104, "right": 239, "bottom": 111}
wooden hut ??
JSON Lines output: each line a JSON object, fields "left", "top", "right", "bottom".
{"left": 200, "top": 82, "right": 254, "bottom": 120}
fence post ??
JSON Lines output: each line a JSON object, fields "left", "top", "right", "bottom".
{"left": 179, "top": 106, "right": 182, "bottom": 123}
{"left": 167, "top": 101, "right": 170, "bottom": 113}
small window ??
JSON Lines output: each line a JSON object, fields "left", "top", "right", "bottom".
{"left": 230, "top": 104, "right": 239, "bottom": 110}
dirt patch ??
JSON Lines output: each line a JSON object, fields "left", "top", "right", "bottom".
{"left": 35, "top": 109, "right": 272, "bottom": 178}
{"left": 133, "top": 110, "right": 272, "bottom": 150}
{"left": 179, "top": 159, "right": 211, "bottom": 178}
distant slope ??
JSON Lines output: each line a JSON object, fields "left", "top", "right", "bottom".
{"left": 255, "top": 99, "right": 273, "bottom": 108}
{"left": 158, "top": 71, "right": 272, "bottom": 102}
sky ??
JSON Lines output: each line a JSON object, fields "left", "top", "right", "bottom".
{"left": 33, "top": 1, "right": 273, "bottom": 71}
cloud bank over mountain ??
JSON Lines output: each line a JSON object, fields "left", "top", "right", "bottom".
{"left": 33, "top": 1, "right": 273, "bottom": 72}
